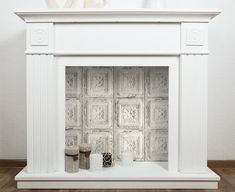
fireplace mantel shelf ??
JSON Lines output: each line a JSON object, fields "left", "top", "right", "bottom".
{"left": 14, "top": 9, "right": 221, "bottom": 23}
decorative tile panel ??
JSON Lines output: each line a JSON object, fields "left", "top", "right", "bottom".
{"left": 84, "top": 99, "right": 113, "bottom": 129}
{"left": 65, "top": 99, "right": 82, "bottom": 129}
{"left": 115, "top": 68, "right": 144, "bottom": 97}
{"left": 65, "top": 129, "right": 82, "bottom": 147}
{"left": 145, "top": 99, "right": 168, "bottom": 130}
{"left": 146, "top": 67, "right": 168, "bottom": 98}
{"left": 85, "top": 131, "right": 113, "bottom": 153}
{"left": 84, "top": 68, "right": 113, "bottom": 97}
{"left": 145, "top": 130, "right": 168, "bottom": 161}
{"left": 66, "top": 67, "right": 83, "bottom": 98}
{"left": 116, "top": 130, "right": 144, "bottom": 160}
{"left": 116, "top": 99, "right": 144, "bottom": 129}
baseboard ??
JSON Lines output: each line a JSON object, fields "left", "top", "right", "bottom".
{"left": 0, "top": 159, "right": 27, "bottom": 168}
{"left": 1, "top": 159, "right": 235, "bottom": 168}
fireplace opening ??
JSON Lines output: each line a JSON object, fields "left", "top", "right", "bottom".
{"left": 65, "top": 67, "right": 168, "bottom": 162}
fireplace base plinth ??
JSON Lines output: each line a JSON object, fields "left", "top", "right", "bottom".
{"left": 15, "top": 162, "right": 219, "bottom": 189}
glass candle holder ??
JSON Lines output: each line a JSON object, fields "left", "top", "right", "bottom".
{"left": 121, "top": 152, "right": 134, "bottom": 167}
{"left": 90, "top": 154, "right": 103, "bottom": 172}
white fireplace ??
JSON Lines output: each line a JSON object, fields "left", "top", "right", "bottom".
{"left": 15, "top": 9, "right": 221, "bottom": 189}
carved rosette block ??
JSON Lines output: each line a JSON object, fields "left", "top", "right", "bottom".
{"left": 65, "top": 129, "right": 83, "bottom": 147}
{"left": 66, "top": 67, "right": 83, "bottom": 98}
{"left": 84, "top": 99, "right": 113, "bottom": 130}
{"left": 146, "top": 67, "right": 168, "bottom": 98}
{"left": 84, "top": 68, "right": 113, "bottom": 97}
{"left": 145, "top": 130, "right": 168, "bottom": 161}
{"left": 85, "top": 131, "right": 113, "bottom": 154}
{"left": 115, "top": 99, "right": 144, "bottom": 130}
{"left": 115, "top": 67, "right": 144, "bottom": 97}
{"left": 65, "top": 99, "right": 82, "bottom": 129}
{"left": 116, "top": 130, "right": 144, "bottom": 160}
{"left": 145, "top": 99, "right": 168, "bottom": 130}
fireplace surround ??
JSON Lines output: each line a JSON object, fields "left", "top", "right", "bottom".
{"left": 15, "top": 9, "right": 221, "bottom": 189}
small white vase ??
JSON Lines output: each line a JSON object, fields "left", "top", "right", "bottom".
{"left": 121, "top": 152, "right": 134, "bottom": 167}
{"left": 146, "top": 0, "right": 166, "bottom": 9}
{"left": 90, "top": 154, "right": 103, "bottom": 172}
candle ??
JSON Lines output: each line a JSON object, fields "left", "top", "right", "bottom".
{"left": 121, "top": 152, "right": 134, "bottom": 167}
{"left": 65, "top": 146, "right": 79, "bottom": 173}
{"left": 90, "top": 154, "right": 103, "bottom": 172}
{"left": 79, "top": 143, "right": 92, "bottom": 169}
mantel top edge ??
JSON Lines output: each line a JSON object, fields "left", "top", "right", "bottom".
{"left": 14, "top": 9, "right": 221, "bottom": 23}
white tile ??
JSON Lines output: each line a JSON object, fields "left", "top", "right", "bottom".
{"left": 85, "top": 131, "right": 113, "bottom": 154}
{"left": 115, "top": 99, "right": 144, "bottom": 130}
{"left": 145, "top": 99, "right": 168, "bottom": 130}
{"left": 115, "top": 67, "right": 144, "bottom": 97}
{"left": 84, "top": 99, "right": 113, "bottom": 130}
{"left": 146, "top": 67, "right": 168, "bottom": 98}
{"left": 115, "top": 130, "right": 144, "bottom": 160}
{"left": 65, "top": 129, "right": 83, "bottom": 147}
{"left": 145, "top": 130, "right": 168, "bottom": 161}
{"left": 84, "top": 67, "right": 113, "bottom": 97}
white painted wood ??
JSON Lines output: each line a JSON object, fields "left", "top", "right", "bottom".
{"left": 55, "top": 23, "right": 180, "bottom": 53}
{"left": 26, "top": 23, "right": 54, "bottom": 53}
{"left": 179, "top": 55, "right": 208, "bottom": 173}
{"left": 26, "top": 55, "right": 57, "bottom": 173}
{"left": 181, "top": 23, "right": 209, "bottom": 53}
{"left": 14, "top": 10, "right": 221, "bottom": 23}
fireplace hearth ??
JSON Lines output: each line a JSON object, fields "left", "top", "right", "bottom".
{"left": 15, "top": 9, "right": 221, "bottom": 189}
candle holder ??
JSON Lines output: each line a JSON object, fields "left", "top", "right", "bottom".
{"left": 79, "top": 143, "right": 92, "bottom": 169}
{"left": 65, "top": 146, "right": 79, "bottom": 173}
{"left": 121, "top": 152, "right": 134, "bottom": 167}
{"left": 90, "top": 154, "right": 103, "bottom": 172}
{"left": 102, "top": 152, "right": 113, "bottom": 167}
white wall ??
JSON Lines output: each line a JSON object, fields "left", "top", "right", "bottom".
{"left": 0, "top": 0, "right": 234, "bottom": 160}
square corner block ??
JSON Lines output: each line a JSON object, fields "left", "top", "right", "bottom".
{"left": 65, "top": 99, "right": 82, "bottom": 129}
{"left": 115, "top": 130, "right": 144, "bottom": 160}
{"left": 65, "top": 129, "right": 83, "bottom": 147}
{"left": 145, "top": 99, "right": 168, "bottom": 130}
{"left": 84, "top": 67, "right": 113, "bottom": 97}
{"left": 66, "top": 67, "right": 83, "bottom": 99}
{"left": 85, "top": 131, "right": 113, "bottom": 154}
{"left": 27, "top": 23, "right": 53, "bottom": 52}
{"left": 115, "top": 99, "right": 144, "bottom": 130}
{"left": 181, "top": 23, "right": 208, "bottom": 52}
{"left": 115, "top": 67, "right": 144, "bottom": 97}
{"left": 145, "top": 67, "right": 168, "bottom": 98}
{"left": 145, "top": 130, "right": 168, "bottom": 161}
{"left": 84, "top": 99, "right": 113, "bottom": 129}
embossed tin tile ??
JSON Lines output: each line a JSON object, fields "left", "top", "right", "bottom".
{"left": 115, "top": 99, "right": 144, "bottom": 130}
{"left": 65, "top": 129, "right": 83, "bottom": 147}
{"left": 145, "top": 99, "right": 168, "bottom": 130}
{"left": 145, "top": 130, "right": 168, "bottom": 161}
{"left": 115, "top": 67, "right": 144, "bottom": 97}
{"left": 146, "top": 67, "right": 168, "bottom": 98}
{"left": 115, "top": 130, "right": 144, "bottom": 160}
{"left": 84, "top": 99, "right": 113, "bottom": 130}
{"left": 65, "top": 99, "right": 82, "bottom": 129}
{"left": 85, "top": 131, "right": 113, "bottom": 154}
{"left": 66, "top": 67, "right": 83, "bottom": 98}
{"left": 84, "top": 67, "right": 113, "bottom": 97}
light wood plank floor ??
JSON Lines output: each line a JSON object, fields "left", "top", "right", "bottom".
{"left": 0, "top": 164, "right": 235, "bottom": 192}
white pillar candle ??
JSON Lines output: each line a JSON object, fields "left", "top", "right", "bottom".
{"left": 90, "top": 154, "right": 103, "bottom": 172}
{"left": 121, "top": 152, "right": 134, "bottom": 167}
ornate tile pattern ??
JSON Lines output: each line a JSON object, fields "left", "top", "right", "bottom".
{"left": 85, "top": 131, "right": 113, "bottom": 154}
{"left": 84, "top": 99, "right": 113, "bottom": 130}
{"left": 65, "top": 67, "right": 169, "bottom": 161}
{"left": 145, "top": 130, "right": 168, "bottom": 161}
{"left": 84, "top": 68, "right": 113, "bottom": 97}
{"left": 145, "top": 99, "right": 168, "bottom": 130}
{"left": 115, "top": 130, "right": 144, "bottom": 160}
{"left": 146, "top": 67, "right": 168, "bottom": 98}
{"left": 115, "top": 68, "right": 144, "bottom": 97}
{"left": 66, "top": 67, "right": 83, "bottom": 98}
{"left": 65, "top": 99, "right": 82, "bottom": 129}
{"left": 115, "top": 99, "right": 144, "bottom": 130}
{"left": 65, "top": 129, "right": 83, "bottom": 147}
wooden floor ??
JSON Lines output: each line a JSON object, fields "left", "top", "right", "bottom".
{"left": 0, "top": 161, "right": 235, "bottom": 192}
